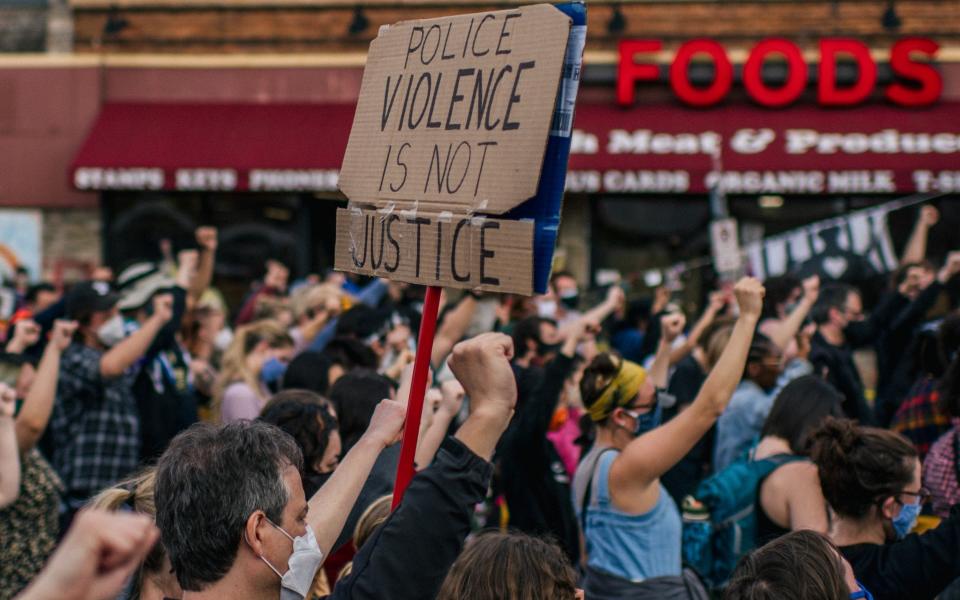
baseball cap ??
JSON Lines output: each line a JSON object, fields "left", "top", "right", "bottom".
{"left": 116, "top": 262, "right": 176, "bottom": 311}
{"left": 65, "top": 280, "right": 120, "bottom": 320}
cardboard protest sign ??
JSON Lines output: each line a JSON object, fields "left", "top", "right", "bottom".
{"left": 336, "top": 3, "right": 582, "bottom": 295}
{"left": 339, "top": 4, "right": 570, "bottom": 213}
{"left": 336, "top": 208, "right": 535, "bottom": 294}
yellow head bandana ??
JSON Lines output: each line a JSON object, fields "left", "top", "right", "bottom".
{"left": 587, "top": 358, "right": 646, "bottom": 422}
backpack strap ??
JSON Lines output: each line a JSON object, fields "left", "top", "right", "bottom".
{"left": 757, "top": 453, "right": 808, "bottom": 469}
{"left": 580, "top": 447, "right": 618, "bottom": 535}
{"left": 952, "top": 428, "right": 960, "bottom": 488}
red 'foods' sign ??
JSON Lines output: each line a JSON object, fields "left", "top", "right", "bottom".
{"left": 618, "top": 38, "right": 941, "bottom": 108}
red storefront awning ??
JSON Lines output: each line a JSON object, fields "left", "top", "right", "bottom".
{"left": 70, "top": 103, "right": 356, "bottom": 192}
{"left": 566, "top": 102, "right": 960, "bottom": 195}
{"left": 71, "top": 101, "right": 960, "bottom": 196}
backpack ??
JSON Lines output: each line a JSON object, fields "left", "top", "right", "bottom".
{"left": 681, "top": 451, "right": 805, "bottom": 590}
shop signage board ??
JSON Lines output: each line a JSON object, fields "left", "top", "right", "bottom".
{"left": 564, "top": 103, "right": 960, "bottom": 196}
{"left": 617, "top": 38, "right": 941, "bottom": 108}
{"left": 335, "top": 3, "right": 583, "bottom": 296}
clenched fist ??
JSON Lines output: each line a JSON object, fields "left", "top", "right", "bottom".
{"left": 49, "top": 320, "right": 78, "bottom": 352}
{"left": 802, "top": 275, "right": 820, "bottom": 304}
{"left": 363, "top": 398, "right": 406, "bottom": 449}
{"left": 448, "top": 333, "right": 517, "bottom": 420}
{"left": 151, "top": 293, "right": 174, "bottom": 324}
{"left": 0, "top": 383, "right": 14, "bottom": 418}
{"left": 734, "top": 277, "right": 765, "bottom": 319}
{"left": 660, "top": 312, "right": 686, "bottom": 343}
{"left": 195, "top": 226, "right": 218, "bottom": 252}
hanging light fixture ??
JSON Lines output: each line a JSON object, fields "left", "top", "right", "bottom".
{"left": 103, "top": 6, "right": 129, "bottom": 36}
{"left": 349, "top": 6, "right": 370, "bottom": 36}
{"left": 882, "top": 1, "right": 902, "bottom": 30}
{"left": 607, "top": 4, "right": 626, "bottom": 35}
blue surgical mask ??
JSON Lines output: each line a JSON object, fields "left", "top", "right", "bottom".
{"left": 892, "top": 499, "right": 921, "bottom": 539}
{"left": 850, "top": 580, "right": 875, "bottom": 600}
{"left": 624, "top": 395, "right": 662, "bottom": 437}
{"left": 260, "top": 357, "right": 288, "bottom": 385}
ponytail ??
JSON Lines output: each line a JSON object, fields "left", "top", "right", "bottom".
{"left": 810, "top": 417, "right": 916, "bottom": 519}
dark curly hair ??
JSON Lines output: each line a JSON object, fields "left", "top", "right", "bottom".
{"left": 259, "top": 389, "right": 337, "bottom": 476}
{"left": 809, "top": 417, "right": 917, "bottom": 519}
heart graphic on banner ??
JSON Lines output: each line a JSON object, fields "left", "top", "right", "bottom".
{"left": 822, "top": 256, "right": 849, "bottom": 280}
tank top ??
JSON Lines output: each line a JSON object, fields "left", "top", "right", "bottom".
{"left": 580, "top": 448, "right": 682, "bottom": 582}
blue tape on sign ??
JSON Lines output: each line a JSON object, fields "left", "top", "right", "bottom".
{"left": 503, "top": 1, "right": 586, "bottom": 295}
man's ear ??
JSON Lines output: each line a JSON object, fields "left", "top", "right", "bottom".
{"left": 243, "top": 511, "right": 267, "bottom": 557}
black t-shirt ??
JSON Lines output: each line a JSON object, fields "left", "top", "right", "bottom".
{"left": 498, "top": 356, "right": 580, "bottom": 565}
{"left": 809, "top": 332, "right": 873, "bottom": 425}
{"left": 840, "top": 509, "right": 960, "bottom": 600}
{"left": 662, "top": 355, "right": 712, "bottom": 504}
{"left": 135, "top": 287, "right": 198, "bottom": 462}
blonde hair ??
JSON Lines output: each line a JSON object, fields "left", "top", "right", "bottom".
{"left": 339, "top": 495, "right": 393, "bottom": 580}
{"left": 291, "top": 283, "right": 344, "bottom": 322}
{"left": 213, "top": 319, "right": 293, "bottom": 418}
{"left": 705, "top": 323, "right": 735, "bottom": 371}
{"left": 253, "top": 296, "right": 293, "bottom": 323}
{"left": 89, "top": 468, "right": 157, "bottom": 516}
{"left": 89, "top": 469, "right": 163, "bottom": 600}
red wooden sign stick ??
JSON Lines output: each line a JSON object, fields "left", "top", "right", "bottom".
{"left": 391, "top": 285, "right": 443, "bottom": 508}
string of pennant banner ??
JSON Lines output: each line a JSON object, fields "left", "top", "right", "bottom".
{"left": 654, "top": 193, "right": 946, "bottom": 288}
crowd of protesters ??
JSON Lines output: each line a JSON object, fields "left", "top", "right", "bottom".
{"left": 0, "top": 203, "right": 959, "bottom": 600}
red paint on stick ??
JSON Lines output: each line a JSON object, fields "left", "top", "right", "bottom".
{"left": 392, "top": 285, "right": 443, "bottom": 509}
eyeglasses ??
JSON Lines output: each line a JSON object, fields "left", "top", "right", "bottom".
{"left": 896, "top": 487, "right": 931, "bottom": 505}
{"left": 843, "top": 307, "right": 864, "bottom": 320}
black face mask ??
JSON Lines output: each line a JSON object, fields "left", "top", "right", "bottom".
{"left": 845, "top": 319, "right": 871, "bottom": 343}
{"left": 559, "top": 293, "right": 580, "bottom": 311}
{"left": 537, "top": 341, "right": 562, "bottom": 356}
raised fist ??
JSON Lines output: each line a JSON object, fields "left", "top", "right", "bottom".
{"left": 10, "top": 319, "right": 41, "bottom": 349}
{"left": 734, "top": 277, "right": 765, "bottom": 318}
{"left": 151, "top": 293, "right": 174, "bottom": 324}
{"left": 50, "top": 320, "right": 78, "bottom": 351}
{"left": 802, "top": 275, "right": 820, "bottom": 303}
{"left": 448, "top": 333, "right": 517, "bottom": 419}
{"left": 364, "top": 398, "right": 406, "bottom": 449}
{"left": 195, "top": 226, "right": 218, "bottom": 252}
{"left": 660, "top": 312, "right": 686, "bottom": 343}
{"left": 920, "top": 205, "right": 940, "bottom": 228}
{"left": 0, "top": 383, "right": 15, "bottom": 418}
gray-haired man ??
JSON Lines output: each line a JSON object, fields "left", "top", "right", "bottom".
{"left": 155, "top": 333, "right": 517, "bottom": 600}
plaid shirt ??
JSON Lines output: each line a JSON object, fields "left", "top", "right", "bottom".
{"left": 49, "top": 343, "right": 140, "bottom": 508}
{"left": 924, "top": 421, "right": 960, "bottom": 519}
{"left": 890, "top": 377, "right": 951, "bottom": 460}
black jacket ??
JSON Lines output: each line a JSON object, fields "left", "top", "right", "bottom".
{"left": 875, "top": 282, "right": 944, "bottom": 426}
{"left": 841, "top": 508, "right": 960, "bottom": 600}
{"left": 498, "top": 354, "right": 581, "bottom": 565}
{"left": 329, "top": 436, "right": 493, "bottom": 600}
{"left": 809, "top": 331, "right": 874, "bottom": 425}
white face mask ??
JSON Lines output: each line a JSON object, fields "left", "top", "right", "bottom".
{"left": 214, "top": 328, "right": 234, "bottom": 352}
{"left": 96, "top": 314, "right": 126, "bottom": 347}
{"left": 537, "top": 299, "right": 558, "bottom": 319}
{"left": 257, "top": 520, "right": 324, "bottom": 600}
